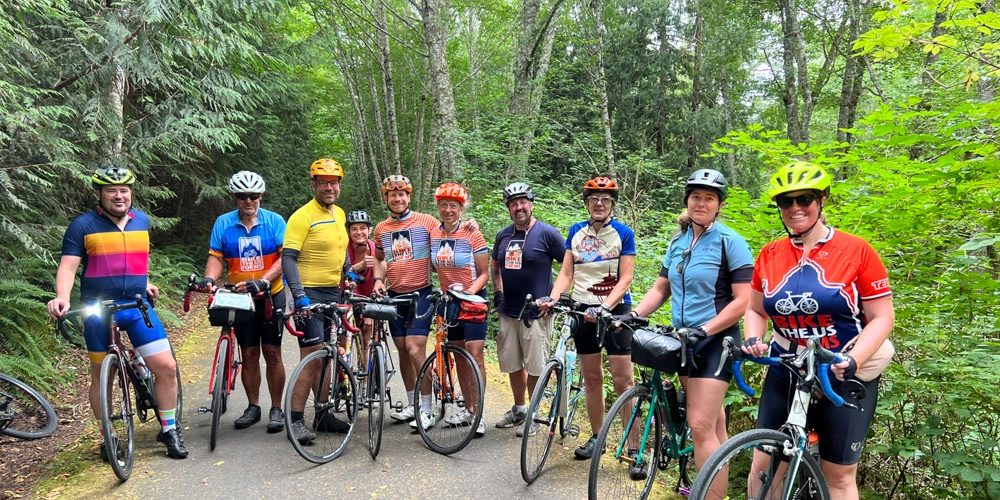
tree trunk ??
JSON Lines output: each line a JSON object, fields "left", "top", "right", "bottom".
{"left": 419, "top": 0, "right": 463, "bottom": 179}
{"left": 107, "top": 63, "right": 126, "bottom": 160}
{"left": 778, "top": 0, "right": 805, "bottom": 146}
{"left": 375, "top": 0, "right": 401, "bottom": 174}
{"left": 922, "top": 9, "right": 948, "bottom": 85}
{"left": 836, "top": 0, "right": 862, "bottom": 149}
{"left": 688, "top": 0, "right": 703, "bottom": 171}
{"left": 590, "top": 0, "right": 615, "bottom": 174}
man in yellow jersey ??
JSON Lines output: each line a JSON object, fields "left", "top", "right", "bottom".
{"left": 282, "top": 158, "right": 351, "bottom": 444}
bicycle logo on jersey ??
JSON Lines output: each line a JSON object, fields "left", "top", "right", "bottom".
{"left": 775, "top": 291, "right": 819, "bottom": 315}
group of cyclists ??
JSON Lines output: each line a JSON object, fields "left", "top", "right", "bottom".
{"left": 46, "top": 159, "right": 894, "bottom": 498}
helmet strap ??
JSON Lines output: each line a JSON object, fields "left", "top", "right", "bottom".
{"left": 783, "top": 203, "right": 824, "bottom": 240}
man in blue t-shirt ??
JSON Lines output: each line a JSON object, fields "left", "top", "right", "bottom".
{"left": 489, "top": 182, "right": 566, "bottom": 436}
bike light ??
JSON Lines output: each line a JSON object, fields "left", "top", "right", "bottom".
{"left": 83, "top": 304, "right": 102, "bottom": 317}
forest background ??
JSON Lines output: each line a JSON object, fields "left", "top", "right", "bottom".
{"left": 1, "top": 0, "right": 998, "bottom": 497}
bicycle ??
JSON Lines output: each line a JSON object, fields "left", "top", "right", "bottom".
{"left": 57, "top": 295, "right": 183, "bottom": 482}
{"left": 519, "top": 292, "right": 587, "bottom": 484}
{"left": 0, "top": 373, "right": 57, "bottom": 440}
{"left": 588, "top": 319, "right": 698, "bottom": 500}
{"left": 183, "top": 274, "right": 272, "bottom": 451}
{"left": 282, "top": 299, "right": 361, "bottom": 464}
{"left": 344, "top": 290, "right": 418, "bottom": 459}
{"left": 410, "top": 286, "right": 486, "bottom": 455}
{"left": 688, "top": 336, "right": 861, "bottom": 500}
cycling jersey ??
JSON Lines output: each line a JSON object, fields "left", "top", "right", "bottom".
{"left": 373, "top": 210, "right": 437, "bottom": 293}
{"left": 661, "top": 221, "right": 754, "bottom": 329}
{"left": 565, "top": 218, "right": 636, "bottom": 306}
{"left": 491, "top": 220, "right": 565, "bottom": 319}
{"left": 208, "top": 208, "right": 286, "bottom": 294}
{"left": 284, "top": 199, "right": 348, "bottom": 288}
{"left": 751, "top": 227, "right": 892, "bottom": 353}
{"left": 61, "top": 208, "right": 150, "bottom": 301}
{"left": 430, "top": 221, "right": 488, "bottom": 291}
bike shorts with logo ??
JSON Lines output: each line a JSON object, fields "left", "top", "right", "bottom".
{"left": 83, "top": 298, "right": 170, "bottom": 364}
{"left": 756, "top": 363, "right": 880, "bottom": 465}
{"left": 387, "top": 286, "right": 432, "bottom": 337}
{"left": 446, "top": 290, "right": 488, "bottom": 343}
{"left": 233, "top": 289, "right": 286, "bottom": 348}
{"left": 299, "top": 287, "right": 341, "bottom": 348}
{"left": 574, "top": 303, "right": 632, "bottom": 356}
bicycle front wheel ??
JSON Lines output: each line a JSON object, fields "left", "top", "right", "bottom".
{"left": 0, "top": 373, "right": 57, "bottom": 439}
{"left": 100, "top": 353, "right": 135, "bottom": 482}
{"left": 414, "top": 344, "right": 483, "bottom": 455}
{"left": 520, "top": 359, "right": 561, "bottom": 484}
{"left": 588, "top": 384, "right": 661, "bottom": 500}
{"left": 210, "top": 338, "right": 228, "bottom": 451}
{"left": 285, "top": 348, "right": 358, "bottom": 464}
{"left": 689, "top": 428, "right": 829, "bottom": 500}
{"left": 366, "top": 344, "right": 386, "bottom": 459}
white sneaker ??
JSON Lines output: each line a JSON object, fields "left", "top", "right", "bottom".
{"left": 444, "top": 409, "right": 475, "bottom": 427}
{"left": 474, "top": 420, "right": 485, "bottom": 438}
{"left": 516, "top": 419, "right": 540, "bottom": 437}
{"left": 410, "top": 411, "right": 435, "bottom": 430}
{"left": 391, "top": 405, "right": 415, "bottom": 422}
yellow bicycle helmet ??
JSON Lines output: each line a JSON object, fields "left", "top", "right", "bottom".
{"left": 310, "top": 158, "right": 344, "bottom": 178}
{"left": 767, "top": 162, "right": 831, "bottom": 200}
{"left": 92, "top": 167, "right": 136, "bottom": 189}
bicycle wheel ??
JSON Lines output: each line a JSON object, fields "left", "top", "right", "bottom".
{"left": 348, "top": 313, "right": 364, "bottom": 378}
{"left": 285, "top": 348, "right": 358, "bottom": 464}
{"left": 588, "top": 384, "right": 661, "bottom": 500}
{"left": 689, "top": 428, "right": 829, "bottom": 500}
{"left": 414, "top": 344, "right": 483, "bottom": 455}
{"left": 366, "top": 344, "right": 386, "bottom": 459}
{"left": 100, "top": 353, "right": 135, "bottom": 482}
{"left": 561, "top": 365, "right": 584, "bottom": 440}
{"left": 172, "top": 346, "right": 183, "bottom": 431}
{"left": 520, "top": 360, "right": 561, "bottom": 484}
{"left": 210, "top": 338, "right": 228, "bottom": 451}
{"left": 0, "top": 373, "right": 57, "bottom": 439}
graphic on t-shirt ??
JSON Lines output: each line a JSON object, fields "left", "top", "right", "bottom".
{"left": 578, "top": 235, "right": 602, "bottom": 262}
{"left": 504, "top": 240, "right": 524, "bottom": 270}
{"left": 238, "top": 236, "right": 264, "bottom": 272}
{"left": 391, "top": 230, "right": 414, "bottom": 261}
{"left": 435, "top": 239, "right": 456, "bottom": 268}
{"left": 764, "top": 266, "right": 846, "bottom": 350}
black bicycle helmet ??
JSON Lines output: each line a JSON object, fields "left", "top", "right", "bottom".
{"left": 502, "top": 182, "right": 535, "bottom": 205}
{"left": 684, "top": 169, "right": 728, "bottom": 203}
{"left": 346, "top": 210, "right": 372, "bottom": 228}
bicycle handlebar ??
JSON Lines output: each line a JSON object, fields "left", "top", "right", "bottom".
{"left": 183, "top": 273, "right": 273, "bottom": 319}
{"left": 280, "top": 301, "right": 359, "bottom": 338}
{"left": 56, "top": 295, "right": 153, "bottom": 339}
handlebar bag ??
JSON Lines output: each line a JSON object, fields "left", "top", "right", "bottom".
{"left": 360, "top": 303, "right": 397, "bottom": 322}
{"left": 208, "top": 290, "right": 255, "bottom": 326}
{"left": 631, "top": 327, "right": 683, "bottom": 374}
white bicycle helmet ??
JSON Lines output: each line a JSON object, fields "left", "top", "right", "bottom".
{"left": 229, "top": 171, "right": 266, "bottom": 193}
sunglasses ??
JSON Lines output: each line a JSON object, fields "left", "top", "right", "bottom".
{"left": 676, "top": 248, "right": 692, "bottom": 274}
{"left": 587, "top": 195, "right": 613, "bottom": 205}
{"left": 235, "top": 193, "right": 261, "bottom": 201}
{"left": 775, "top": 194, "right": 817, "bottom": 209}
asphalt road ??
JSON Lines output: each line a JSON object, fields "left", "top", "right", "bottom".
{"left": 101, "top": 320, "right": 594, "bottom": 499}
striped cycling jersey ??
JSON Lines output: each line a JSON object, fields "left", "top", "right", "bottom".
{"left": 61, "top": 208, "right": 151, "bottom": 301}
{"left": 284, "top": 199, "right": 348, "bottom": 288}
{"left": 430, "top": 221, "right": 488, "bottom": 290}
{"left": 208, "top": 208, "right": 285, "bottom": 294}
{"left": 565, "top": 218, "right": 636, "bottom": 306}
{"left": 751, "top": 228, "right": 892, "bottom": 352}
{"left": 374, "top": 210, "right": 437, "bottom": 293}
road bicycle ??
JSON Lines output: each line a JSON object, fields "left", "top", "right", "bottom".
{"left": 183, "top": 274, "right": 272, "bottom": 451}
{"left": 344, "top": 290, "right": 418, "bottom": 459}
{"left": 0, "top": 373, "right": 57, "bottom": 440}
{"left": 410, "top": 286, "right": 485, "bottom": 455}
{"left": 57, "top": 296, "right": 183, "bottom": 482}
{"left": 775, "top": 291, "right": 819, "bottom": 315}
{"left": 282, "top": 299, "right": 361, "bottom": 464}
{"left": 588, "top": 319, "right": 698, "bottom": 500}
{"left": 688, "top": 336, "right": 862, "bottom": 500}
{"left": 519, "top": 292, "right": 587, "bottom": 484}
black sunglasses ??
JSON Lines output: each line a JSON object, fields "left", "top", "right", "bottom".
{"left": 676, "top": 248, "right": 692, "bottom": 274}
{"left": 236, "top": 193, "right": 261, "bottom": 201}
{"left": 775, "top": 194, "right": 817, "bottom": 209}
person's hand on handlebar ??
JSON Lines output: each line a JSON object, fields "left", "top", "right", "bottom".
{"left": 198, "top": 277, "right": 217, "bottom": 293}
{"left": 47, "top": 298, "right": 70, "bottom": 319}
{"left": 534, "top": 296, "right": 556, "bottom": 315}
{"left": 294, "top": 294, "right": 311, "bottom": 312}
{"left": 741, "top": 336, "right": 767, "bottom": 357}
{"left": 583, "top": 304, "right": 610, "bottom": 323}
{"left": 146, "top": 282, "right": 160, "bottom": 300}
{"left": 831, "top": 353, "right": 857, "bottom": 382}
{"left": 373, "top": 277, "right": 386, "bottom": 297}
{"left": 241, "top": 279, "right": 270, "bottom": 294}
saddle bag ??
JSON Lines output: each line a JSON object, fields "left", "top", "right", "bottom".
{"left": 630, "top": 327, "right": 683, "bottom": 374}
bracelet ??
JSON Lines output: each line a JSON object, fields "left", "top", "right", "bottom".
{"left": 373, "top": 277, "right": 384, "bottom": 283}
{"left": 600, "top": 303, "right": 612, "bottom": 312}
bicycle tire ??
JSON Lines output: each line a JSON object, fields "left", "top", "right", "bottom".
{"left": 172, "top": 346, "right": 183, "bottom": 431}
{"left": 689, "top": 428, "right": 829, "bottom": 500}
{"left": 100, "top": 353, "right": 135, "bottom": 482}
{"left": 348, "top": 311, "right": 364, "bottom": 378}
{"left": 0, "top": 373, "right": 58, "bottom": 439}
{"left": 210, "top": 337, "right": 228, "bottom": 451}
{"left": 414, "top": 344, "right": 483, "bottom": 455}
{"left": 588, "top": 384, "right": 661, "bottom": 500}
{"left": 366, "top": 344, "right": 386, "bottom": 459}
{"left": 520, "top": 359, "right": 561, "bottom": 484}
{"left": 285, "top": 348, "right": 358, "bottom": 464}
{"left": 561, "top": 364, "right": 585, "bottom": 440}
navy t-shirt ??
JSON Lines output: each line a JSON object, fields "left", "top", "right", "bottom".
{"left": 491, "top": 220, "right": 566, "bottom": 319}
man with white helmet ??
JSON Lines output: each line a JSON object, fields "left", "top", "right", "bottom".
{"left": 200, "top": 171, "right": 288, "bottom": 432}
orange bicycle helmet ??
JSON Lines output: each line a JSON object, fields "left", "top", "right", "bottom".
{"left": 583, "top": 176, "right": 619, "bottom": 200}
{"left": 434, "top": 182, "right": 469, "bottom": 205}
{"left": 381, "top": 175, "right": 412, "bottom": 196}
{"left": 310, "top": 158, "right": 344, "bottom": 178}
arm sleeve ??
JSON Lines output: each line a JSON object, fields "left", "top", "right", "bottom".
{"left": 282, "top": 249, "right": 304, "bottom": 298}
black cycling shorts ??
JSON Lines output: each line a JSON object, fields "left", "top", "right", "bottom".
{"left": 676, "top": 323, "right": 738, "bottom": 382}
{"left": 574, "top": 303, "right": 632, "bottom": 356}
{"left": 299, "top": 287, "right": 341, "bottom": 348}
{"left": 233, "top": 290, "right": 285, "bottom": 349}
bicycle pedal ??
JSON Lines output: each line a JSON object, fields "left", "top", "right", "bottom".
{"left": 197, "top": 406, "right": 212, "bottom": 414}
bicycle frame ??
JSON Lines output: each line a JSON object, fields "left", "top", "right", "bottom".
{"left": 207, "top": 329, "right": 241, "bottom": 401}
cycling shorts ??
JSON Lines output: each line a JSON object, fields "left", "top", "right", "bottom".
{"left": 574, "top": 303, "right": 632, "bottom": 356}
{"left": 233, "top": 290, "right": 286, "bottom": 349}
{"left": 756, "top": 365, "right": 880, "bottom": 465}
{"left": 676, "top": 323, "right": 738, "bottom": 382}
{"left": 446, "top": 290, "right": 488, "bottom": 343}
{"left": 84, "top": 299, "right": 170, "bottom": 364}
{"left": 299, "top": 287, "right": 341, "bottom": 348}
{"left": 388, "top": 286, "right": 432, "bottom": 338}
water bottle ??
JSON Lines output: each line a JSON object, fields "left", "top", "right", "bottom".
{"left": 807, "top": 429, "right": 820, "bottom": 461}
{"left": 565, "top": 347, "right": 577, "bottom": 370}
{"left": 662, "top": 379, "right": 683, "bottom": 426}
{"left": 131, "top": 351, "right": 149, "bottom": 381}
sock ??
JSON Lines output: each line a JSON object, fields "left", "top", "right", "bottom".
{"left": 158, "top": 408, "right": 176, "bottom": 432}
{"left": 421, "top": 394, "right": 432, "bottom": 413}
{"left": 291, "top": 411, "right": 304, "bottom": 423}
{"left": 514, "top": 404, "right": 527, "bottom": 415}
{"left": 406, "top": 390, "right": 415, "bottom": 408}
